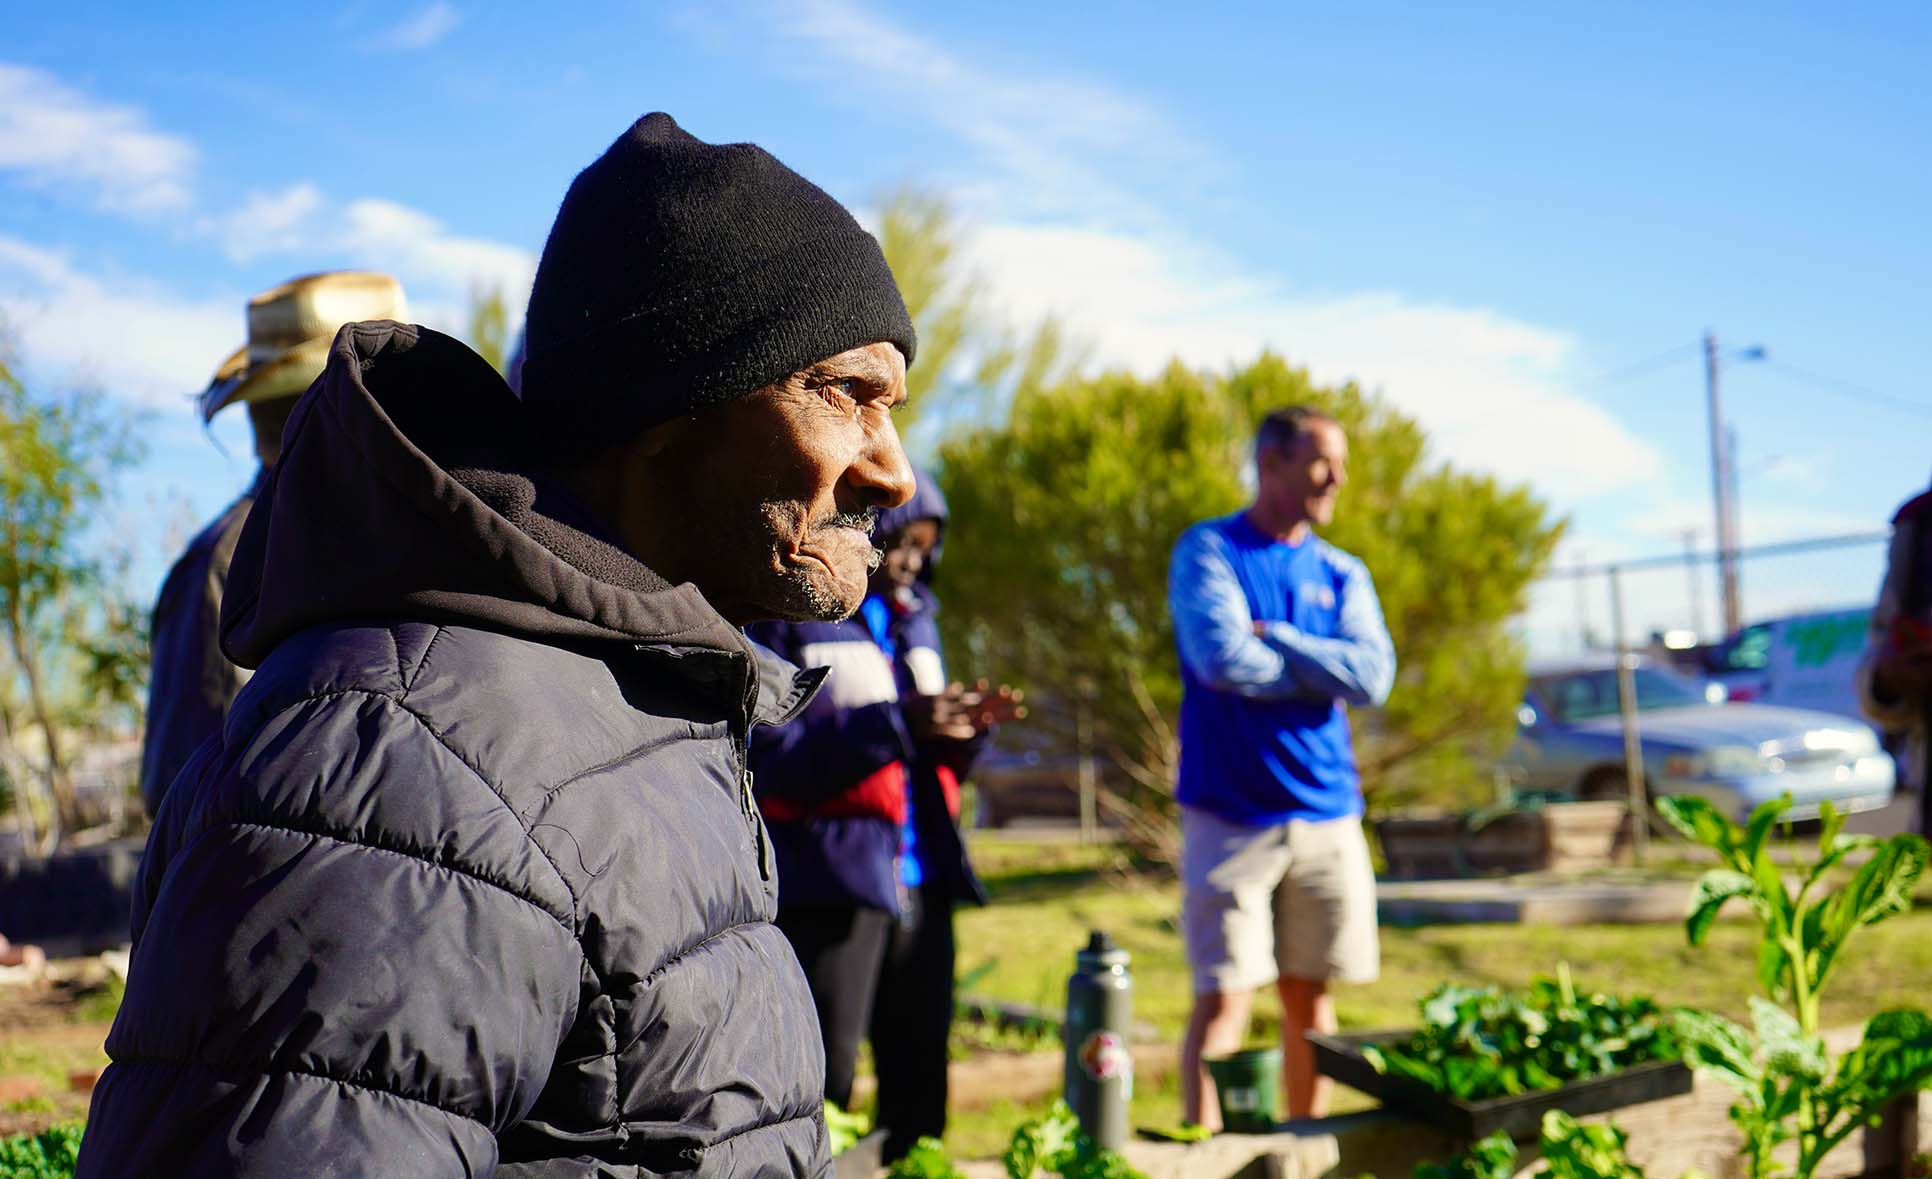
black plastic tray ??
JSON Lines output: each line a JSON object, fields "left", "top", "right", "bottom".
{"left": 1308, "top": 1030, "right": 1692, "bottom": 1140}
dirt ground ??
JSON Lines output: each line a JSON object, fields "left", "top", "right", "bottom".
{"left": 0, "top": 957, "right": 120, "bottom": 1138}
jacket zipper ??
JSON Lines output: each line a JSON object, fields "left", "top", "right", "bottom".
{"left": 632, "top": 642, "right": 771, "bottom": 881}
{"left": 741, "top": 763, "right": 770, "bottom": 882}
{"left": 734, "top": 661, "right": 771, "bottom": 883}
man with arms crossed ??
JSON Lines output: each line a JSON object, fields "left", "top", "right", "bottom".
{"left": 1169, "top": 406, "right": 1395, "bottom": 1127}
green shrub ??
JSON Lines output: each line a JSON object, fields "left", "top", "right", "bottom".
{"left": 0, "top": 1122, "right": 83, "bottom": 1179}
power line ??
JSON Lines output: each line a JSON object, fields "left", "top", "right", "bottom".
{"left": 1756, "top": 359, "right": 1932, "bottom": 421}
{"left": 1591, "top": 341, "right": 1702, "bottom": 387}
{"left": 1539, "top": 529, "right": 1889, "bottom": 580}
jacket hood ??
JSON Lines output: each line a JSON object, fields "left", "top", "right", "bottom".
{"left": 220, "top": 321, "right": 753, "bottom": 671}
{"left": 876, "top": 465, "right": 948, "bottom": 583}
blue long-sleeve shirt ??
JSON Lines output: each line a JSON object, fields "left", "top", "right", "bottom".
{"left": 1169, "top": 512, "right": 1395, "bottom": 825}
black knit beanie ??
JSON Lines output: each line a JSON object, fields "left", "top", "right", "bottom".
{"left": 518, "top": 113, "right": 916, "bottom": 452}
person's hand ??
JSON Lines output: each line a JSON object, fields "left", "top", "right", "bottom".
{"left": 909, "top": 680, "right": 1026, "bottom": 742}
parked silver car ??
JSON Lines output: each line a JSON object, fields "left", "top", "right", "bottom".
{"left": 1504, "top": 658, "right": 1895, "bottom": 822}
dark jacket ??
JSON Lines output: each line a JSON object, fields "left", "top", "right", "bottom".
{"left": 747, "top": 616, "right": 915, "bottom": 913}
{"left": 80, "top": 323, "right": 832, "bottom": 1178}
{"left": 1859, "top": 488, "right": 1932, "bottom": 802}
{"left": 138, "top": 475, "right": 259, "bottom": 814}
{"left": 876, "top": 473, "right": 984, "bottom": 906}
{"left": 879, "top": 580, "right": 986, "bottom": 907}
{"left": 744, "top": 476, "right": 984, "bottom": 914}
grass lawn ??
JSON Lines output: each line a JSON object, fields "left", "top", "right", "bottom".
{"left": 933, "top": 830, "right": 1932, "bottom": 1159}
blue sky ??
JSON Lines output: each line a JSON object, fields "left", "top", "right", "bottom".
{"left": 4, "top": 1, "right": 1928, "bottom": 650}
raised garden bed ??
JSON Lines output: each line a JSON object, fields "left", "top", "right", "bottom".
{"left": 1309, "top": 1029, "right": 1691, "bottom": 1140}
{"left": 1375, "top": 801, "right": 1633, "bottom": 880}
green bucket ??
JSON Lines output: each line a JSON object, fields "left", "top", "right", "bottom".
{"left": 1204, "top": 1046, "right": 1280, "bottom": 1133}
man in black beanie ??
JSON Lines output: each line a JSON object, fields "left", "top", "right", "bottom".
{"left": 80, "top": 113, "right": 914, "bottom": 1179}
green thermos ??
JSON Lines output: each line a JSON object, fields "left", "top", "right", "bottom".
{"left": 1063, "top": 929, "right": 1133, "bottom": 1150}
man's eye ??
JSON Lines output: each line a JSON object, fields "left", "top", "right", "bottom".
{"left": 817, "top": 378, "right": 862, "bottom": 404}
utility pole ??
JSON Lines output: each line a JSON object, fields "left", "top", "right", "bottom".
{"left": 1572, "top": 552, "right": 1594, "bottom": 649}
{"left": 1726, "top": 423, "right": 1744, "bottom": 624}
{"left": 1607, "top": 566, "right": 1650, "bottom": 865}
{"left": 1704, "top": 331, "right": 1742, "bottom": 634}
{"left": 1681, "top": 528, "right": 1706, "bottom": 640}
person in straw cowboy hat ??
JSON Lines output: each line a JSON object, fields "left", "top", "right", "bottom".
{"left": 138, "top": 270, "right": 406, "bottom": 815}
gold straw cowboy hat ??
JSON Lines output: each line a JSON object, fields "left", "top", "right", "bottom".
{"left": 197, "top": 271, "right": 408, "bottom": 422}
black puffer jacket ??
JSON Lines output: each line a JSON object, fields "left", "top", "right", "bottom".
{"left": 79, "top": 323, "right": 832, "bottom": 1177}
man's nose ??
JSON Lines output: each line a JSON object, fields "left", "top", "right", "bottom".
{"left": 850, "top": 419, "right": 915, "bottom": 510}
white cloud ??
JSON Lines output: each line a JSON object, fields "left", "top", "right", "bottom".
{"left": 368, "top": 3, "right": 463, "bottom": 51}
{"left": 0, "top": 63, "right": 196, "bottom": 216}
{"left": 750, "top": 3, "right": 1659, "bottom": 502}
{"left": 337, "top": 198, "right": 534, "bottom": 320}
{"left": 963, "top": 221, "right": 1662, "bottom": 502}
{"left": 0, "top": 234, "right": 237, "bottom": 409}
{"left": 203, "top": 186, "right": 535, "bottom": 333}
{"left": 0, "top": 198, "right": 535, "bottom": 414}
{"left": 754, "top": 0, "right": 1205, "bottom": 227}
{"left": 215, "top": 183, "right": 327, "bottom": 262}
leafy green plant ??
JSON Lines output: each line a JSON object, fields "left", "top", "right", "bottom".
{"left": 887, "top": 1137, "right": 967, "bottom": 1179}
{"left": 1414, "top": 1129, "right": 1519, "bottom": 1179}
{"left": 0, "top": 1121, "right": 82, "bottom": 1179}
{"left": 1362, "top": 965, "right": 1678, "bottom": 1101}
{"left": 1415, "top": 1111, "right": 1648, "bottom": 1179}
{"left": 824, "top": 1100, "right": 871, "bottom": 1156}
{"left": 1660, "top": 794, "right": 1932, "bottom": 1179}
{"left": 1539, "top": 1110, "right": 1647, "bottom": 1179}
{"left": 1000, "top": 1101, "right": 1147, "bottom": 1179}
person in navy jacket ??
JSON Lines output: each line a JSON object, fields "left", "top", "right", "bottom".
{"left": 748, "top": 471, "right": 1019, "bottom": 1159}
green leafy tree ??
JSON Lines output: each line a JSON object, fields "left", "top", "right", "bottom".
{"left": 466, "top": 282, "right": 510, "bottom": 376}
{"left": 875, "top": 186, "right": 1081, "bottom": 450}
{"left": 877, "top": 186, "right": 974, "bottom": 432}
{"left": 937, "top": 354, "right": 1562, "bottom": 861}
{"left": 0, "top": 325, "right": 143, "bottom": 846}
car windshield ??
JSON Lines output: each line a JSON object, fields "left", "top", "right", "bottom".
{"left": 1536, "top": 667, "right": 1710, "bottom": 723}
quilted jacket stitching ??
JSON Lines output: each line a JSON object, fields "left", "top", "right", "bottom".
{"left": 404, "top": 625, "right": 447, "bottom": 695}
{"left": 104, "top": 1053, "right": 486, "bottom": 1128}
{"left": 516, "top": 726, "right": 700, "bottom": 825}
{"left": 304, "top": 685, "right": 587, "bottom": 931}
{"left": 225, "top": 821, "right": 587, "bottom": 955}
{"left": 611, "top": 920, "right": 761, "bottom": 1061}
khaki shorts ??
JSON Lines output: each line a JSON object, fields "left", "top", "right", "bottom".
{"left": 1180, "top": 805, "right": 1380, "bottom": 993}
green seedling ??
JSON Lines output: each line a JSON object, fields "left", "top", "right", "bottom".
{"left": 1659, "top": 794, "right": 1932, "bottom": 1179}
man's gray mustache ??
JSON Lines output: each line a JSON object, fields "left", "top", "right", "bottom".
{"left": 813, "top": 509, "right": 879, "bottom": 537}
{"left": 805, "top": 509, "right": 884, "bottom": 569}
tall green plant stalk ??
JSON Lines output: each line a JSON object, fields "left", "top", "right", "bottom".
{"left": 1660, "top": 794, "right": 1932, "bottom": 1179}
